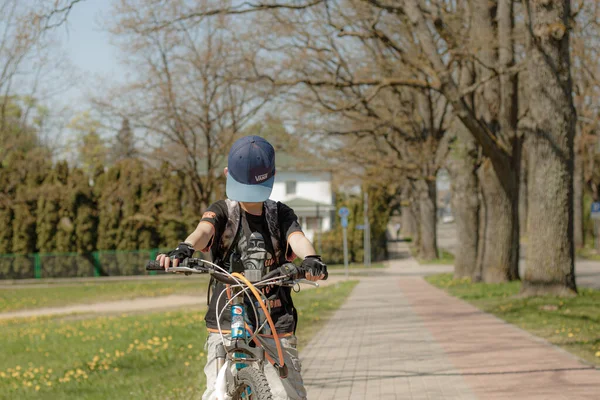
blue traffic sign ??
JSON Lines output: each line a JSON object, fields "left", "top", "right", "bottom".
{"left": 592, "top": 202, "right": 600, "bottom": 220}
{"left": 338, "top": 207, "right": 350, "bottom": 217}
{"left": 341, "top": 216, "right": 349, "bottom": 228}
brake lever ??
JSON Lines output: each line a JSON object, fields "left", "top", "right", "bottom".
{"left": 274, "top": 278, "right": 319, "bottom": 288}
{"left": 294, "top": 279, "right": 319, "bottom": 287}
{"left": 167, "top": 266, "right": 208, "bottom": 274}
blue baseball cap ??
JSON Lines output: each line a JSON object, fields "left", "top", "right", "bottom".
{"left": 226, "top": 135, "right": 276, "bottom": 202}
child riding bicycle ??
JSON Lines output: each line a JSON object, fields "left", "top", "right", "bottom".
{"left": 156, "top": 135, "right": 327, "bottom": 400}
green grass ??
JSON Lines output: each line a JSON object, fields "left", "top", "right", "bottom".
{"left": 575, "top": 233, "right": 600, "bottom": 261}
{"left": 416, "top": 249, "right": 455, "bottom": 265}
{"left": 426, "top": 273, "right": 600, "bottom": 366}
{"left": 0, "top": 277, "right": 209, "bottom": 313}
{"left": 0, "top": 280, "right": 358, "bottom": 399}
{"left": 576, "top": 245, "right": 600, "bottom": 261}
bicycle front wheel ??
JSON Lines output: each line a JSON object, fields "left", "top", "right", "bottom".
{"left": 231, "top": 367, "right": 273, "bottom": 400}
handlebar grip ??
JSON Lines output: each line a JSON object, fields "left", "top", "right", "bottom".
{"left": 146, "top": 260, "right": 164, "bottom": 271}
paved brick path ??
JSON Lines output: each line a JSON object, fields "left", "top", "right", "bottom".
{"left": 301, "top": 246, "right": 600, "bottom": 399}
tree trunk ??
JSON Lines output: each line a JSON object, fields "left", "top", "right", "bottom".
{"left": 401, "top": 185, "right": 418, "bottom": 239}
{"left": 402, "top": 206, "right": 418, "bottom": 240}
{"left": 409, "top": 181, "right": 421, "bottom": 250}
{"left": 522, "top": 0, "right": 576, "bottom": 296}
{"left": 416, "top": 179, "right": 438, "bottom": 260}
{"left": 475, "top": 184, "right": 486, "bottom": 282}
{"left": 478, "top": 159, "right": 520, "bottom": 282}
{"left": 519, "top": 148, "right": 528, "bottom": 238}
{"left": 448, "top": 123, "right": 480, "bottom": 279}
{"left": 574, "top": 129, "right": 584, "bottom": 249}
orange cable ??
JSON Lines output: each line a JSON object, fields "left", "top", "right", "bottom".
{"left": 244, "top": 324, "right": 277, "bottom": 367}
{"left": 231, "top": 272, "right": 285, "bottom": 368}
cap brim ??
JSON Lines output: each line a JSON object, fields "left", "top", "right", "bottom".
{"left": 226, "top": 174, "right": 274, "bottom": 202}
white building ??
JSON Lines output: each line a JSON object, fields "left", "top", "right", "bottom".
{"left": 270, "top": 170, "right": 336, "bottom": 242}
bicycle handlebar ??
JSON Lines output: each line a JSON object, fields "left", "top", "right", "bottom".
{"left": 145, "top": 258, "right": 327, "bottom": 285}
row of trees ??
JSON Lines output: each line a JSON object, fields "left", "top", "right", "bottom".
{"left": 0, "top": 123, "right": 195, "bottom": 257}
{"left": 103, "top": 0, "right": 599, "bottom": 295}
{"left": 3, "top": 1, "right": 600, "bottom": 293}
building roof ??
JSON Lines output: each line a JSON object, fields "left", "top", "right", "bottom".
{"left": 283, "top": 197, "right": 335, "bottom": 211}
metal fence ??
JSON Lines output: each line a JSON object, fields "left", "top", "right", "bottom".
{"left": 0, "top": 249, "right": 175, "bottom": 280}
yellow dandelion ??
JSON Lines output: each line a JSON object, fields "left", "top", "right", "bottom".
{"left": 184, "top": 362, "right": 190, "bottom": 367}
{"left": 35, "top": 385, "right": 40, "bottom": 391}
{"left": 595, "top": 351, "right": 600, "bottom": 357}
{"left": 568, "top": 333, "right": 574, "bottom": 338}
{"left": 114, "top": 368, "right": 119, "bottom": 372}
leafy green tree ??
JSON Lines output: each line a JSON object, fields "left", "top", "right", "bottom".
{"left": 0, "top": 165, "right": 14, "bottom": 254}
{"left": 113, "top": 118, "right": 137, "bottom": 162}
{"left": 157, "top": 163, "right": 188, "bottom": 248}
{"left": 11, "top": 150, "right": 49, "bottom": 254}
{"left": 96, "top": 165, "right": 122, "bottom": 250}
{"left": 71, "top": 168, "right": 98, "bottom": 254}
{"left": 35, "top": 163, "right": 65, "bottom": 253}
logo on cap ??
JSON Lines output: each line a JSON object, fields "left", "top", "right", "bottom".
{"left": 255, "top": 173, "right": 269, "bottom": 182}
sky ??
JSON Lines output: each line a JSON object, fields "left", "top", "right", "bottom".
{"left": 56, "top": 0, "right": 123, "bottom": 108}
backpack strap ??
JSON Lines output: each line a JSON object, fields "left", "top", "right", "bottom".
{"left": 263, "top": 200, "right": 283, "bottom": 263}
{"left": 207, "top": 199, "right": 243, "bottom": 306}
{"left": 217, "top": 199, "right": 243, "bottom": 262}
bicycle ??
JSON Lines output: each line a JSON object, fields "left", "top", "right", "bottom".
{"left": 145, "top": 257, "right": 327, "bottom": 400}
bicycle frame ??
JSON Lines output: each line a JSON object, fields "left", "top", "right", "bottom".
{"left": 146, "top": 257, "right": 320, "bottom": 398}
{"left": 216, "top": 285, "right": 266, "bottom": 373}
{"left": 214, "top": 271, "right": 296, "bottom": 380}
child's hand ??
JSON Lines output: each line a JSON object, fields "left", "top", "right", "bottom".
{"left": 301, "top": 255, "right": 327, "bottom": 281}
{"left": 157, "top": 242, "right": 195, "bottom": 270}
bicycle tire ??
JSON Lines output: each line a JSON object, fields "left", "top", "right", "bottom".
{"left": 231, "top": 367, "right": 273, "bottom": 400}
